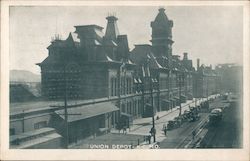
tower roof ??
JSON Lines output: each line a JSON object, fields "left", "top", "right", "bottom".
{"left": 153, "top": 7, "right": 169, "bottom": 25}
{"left": 104, "top": 15, "right": 119, "bottom": 42}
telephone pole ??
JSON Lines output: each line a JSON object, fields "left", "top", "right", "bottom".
{"left": 63, "top": 65, "right": 69, "bottom": 149}
{"left": 150, "top": 77, "right": 156, "bottom": 143}
{"left": 179, "top": 74, "right": 182, "bottom": 116}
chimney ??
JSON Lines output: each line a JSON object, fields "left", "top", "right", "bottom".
{"left": 183, "top": 52, "right": 188, "bottom": 60}
{"left": 197, "top": 59, "right": 200, "bottom": 70}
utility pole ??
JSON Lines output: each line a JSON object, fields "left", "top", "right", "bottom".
{"left": 168, "top": 71, "right": 172, "bottom": 111}
{"left": 63, "top": 65, "right": 69, "bottom": 149}
{"left": 206, "top": 76, "right": 209, "bottom": 101}
{"left": 179, "top": 73, "right": 182, "bottom": 116}
{"left": 150, "top": 76, "right": 156, "bottom": 143}
{"left": 195, "top": 73, "right": 197, "bottom": 107}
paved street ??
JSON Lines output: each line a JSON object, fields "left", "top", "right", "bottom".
{"left": 199, "top": 97, "right": 242, "bottom": 148}
{"left": 159, "top": 112, "right": 209, "bottom": 148}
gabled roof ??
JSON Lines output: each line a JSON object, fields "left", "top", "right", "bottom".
{"left": 71, "top": 32, "right": 80, "bottom": 43}
{"left": 47, "top": 33, "right": 77, "bottom": 49}
{"left": 150, "top": 57, "right": 163, "bottom": 69}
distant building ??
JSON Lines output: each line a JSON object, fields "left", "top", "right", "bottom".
{"left": 215, "top": 63, "right": 243, "bottom": 93}
{"left": 193, "top": 59, "right": 220, "bottom": 98}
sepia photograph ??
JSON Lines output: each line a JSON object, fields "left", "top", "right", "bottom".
{"left": 1, "top": 0, "right": 249, "bottom": 160}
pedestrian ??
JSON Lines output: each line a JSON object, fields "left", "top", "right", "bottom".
{"left": 123, "top": 126, "right": 127, "bottom": 134}
{"left": 162, "top": 124, "right": 166, "bottom": 130}
{"left": 150, "top": 127, "right": 156, "bottom": 136}
{"left": 147, "top": 135, "right": 151, "bottom": 144}
{"left": 163, "top": 126, "right": 167, "bottom": 136}
{"left": 192, "top": 130, "right": 196, "bottom": 140}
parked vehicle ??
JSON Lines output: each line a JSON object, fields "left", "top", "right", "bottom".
{"left": 189, "top": 113, "right": 200, "bottom": 122}
{"left": 166, "top": 120, "right": 176, "bottom": 130}
{"left": 167, "top": 118, "right": 181, "bottom": 130}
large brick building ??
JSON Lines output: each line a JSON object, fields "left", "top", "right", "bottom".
{"left": 10, "top": 8, "right": 221, "bottom": 147}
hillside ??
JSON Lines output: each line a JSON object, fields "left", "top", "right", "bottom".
{"left": 10, "top": 70, "right": 41, "bottom": 82}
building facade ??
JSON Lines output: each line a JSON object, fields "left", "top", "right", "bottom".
{"left": 193, "top": 59, "right": 221, "bottom": 98}
{"left": 10, "top": 8, "right": 222, "bottom": 147}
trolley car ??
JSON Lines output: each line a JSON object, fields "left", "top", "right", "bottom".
{"left": 209, "top": 108, "right": 222, "bottom": 125}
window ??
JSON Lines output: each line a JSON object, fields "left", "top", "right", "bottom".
{"left": 114, "top": 78, "right": 117, "bottom": 96}
{"left": 126, "top": 78, "right": 129, "bottom": 94}
{"left": 10, "top": 128, "right": 15, "bottom": 136}
{"left": 111, "top": 78, "right": 114, "bottom": 96}
{"left": 34, "top": 121, "right": 47, "bottom": 129}
{"left": 122, "top": 104, "right": 125, "bottom": 113}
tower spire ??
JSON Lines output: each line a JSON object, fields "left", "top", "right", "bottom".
{"left": 104, "top": 14, "right": 119, "bottom": 42}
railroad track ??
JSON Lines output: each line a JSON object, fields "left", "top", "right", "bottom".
{"left": 175, "top": 116, "right": 209, "bottom": 148}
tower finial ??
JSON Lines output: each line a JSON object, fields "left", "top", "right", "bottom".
{"left": 158, "top": 6, "right": 165, "bottom": 12}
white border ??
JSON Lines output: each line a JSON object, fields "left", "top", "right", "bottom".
{"left": 1, "top": 1, "right": 249, "bottom": 160}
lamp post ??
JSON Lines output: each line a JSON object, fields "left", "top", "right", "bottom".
{"left": 145, "top": 57, "right": 156, "bottom": 143}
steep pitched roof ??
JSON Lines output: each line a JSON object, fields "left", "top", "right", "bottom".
{"left": 104, "top": 16, "right": 119, "bottom": 42}
{"left": 95, "top": 46, "right": 114, "bottom": 62}
{"left": 149, "top": 57, "right": 163, "bottom": 69}
{"left": 154, "top": 8, "right": 169, "bottom": 24}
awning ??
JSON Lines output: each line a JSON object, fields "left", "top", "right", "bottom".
{"left": 170, "top": 98, "right": 176, "bottom": 101}
{"left": 181, "top": 95, "right": 187, "bottom": 98}
{"left": 162, "top": 99, "right": 170, "bottom": 103}
{"left": 145, "top": 103, "right": 152, "bottom": 107}
{"left": 56, "top": 102, "right": 119, "bottom": 122}
{"left": 174, "top": 97, "right": 180, "bottom": 100}
{"left": 121, "top": 112, "right": 132, "bottom": 118}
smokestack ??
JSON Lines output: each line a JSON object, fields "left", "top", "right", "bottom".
{"left": 197, "top": 59, "right": 200, "bottom": 70}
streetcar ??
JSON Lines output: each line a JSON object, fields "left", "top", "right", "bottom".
{"left": 209, "top": 108, "right": 223, "bottom": 125}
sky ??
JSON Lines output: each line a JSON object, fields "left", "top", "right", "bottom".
{"left": 10, "top": 6, "right": 243, "bottom": 74}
